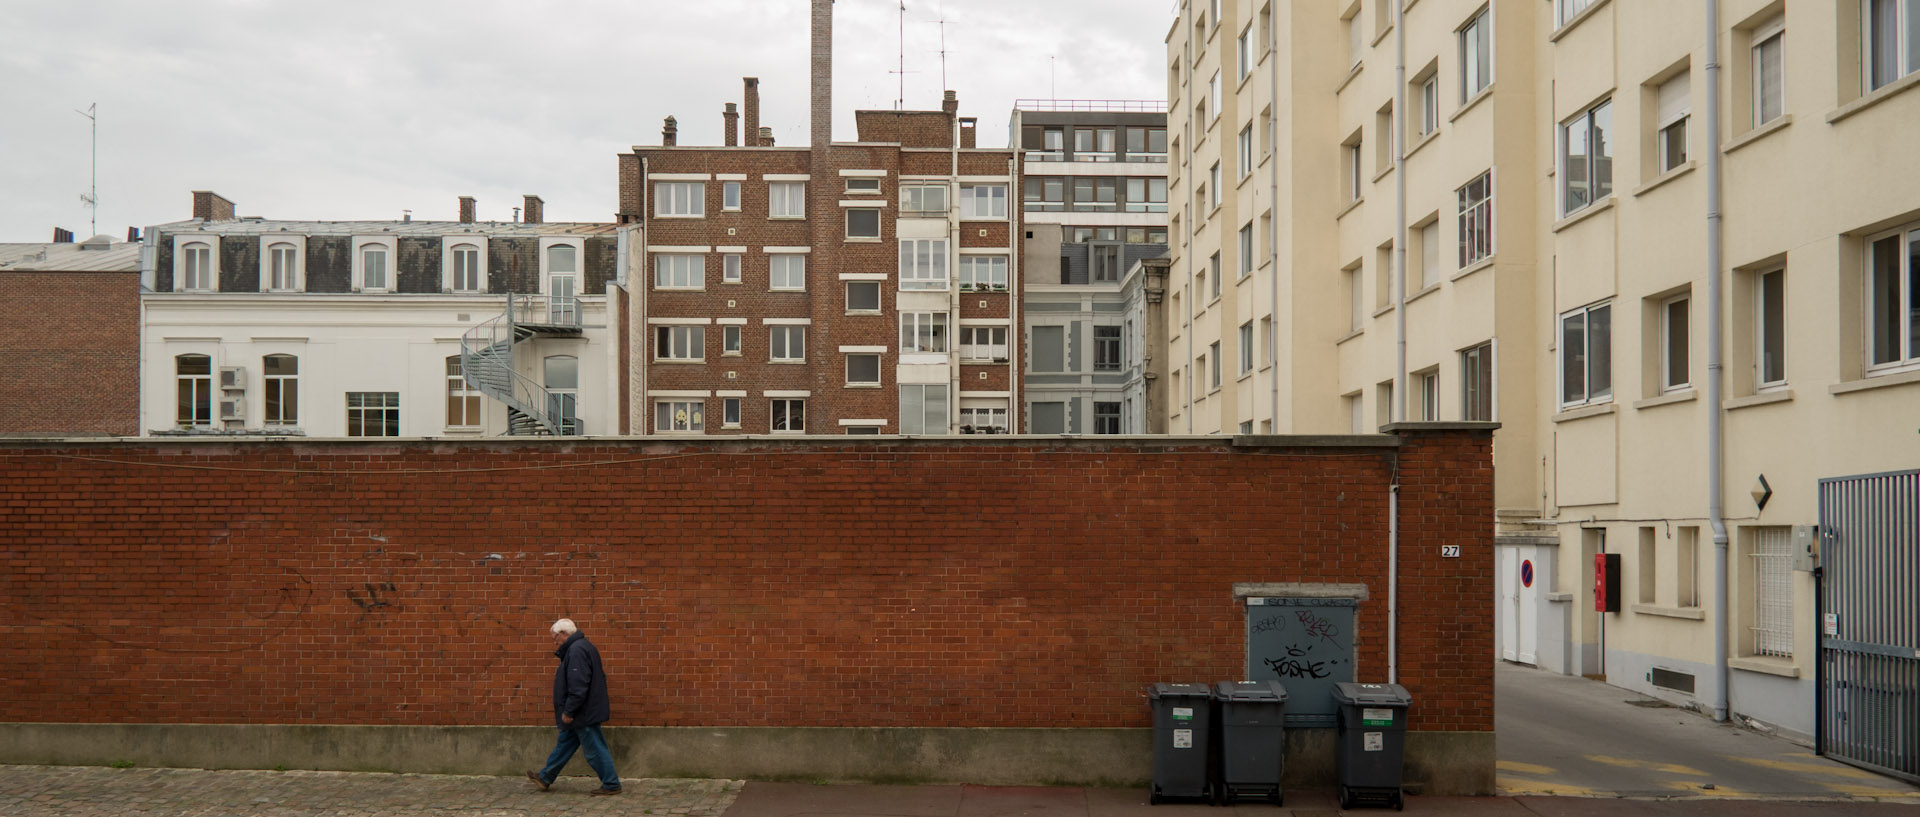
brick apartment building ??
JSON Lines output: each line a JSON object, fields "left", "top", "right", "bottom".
{"left": 617, "top": 0, "right": 1021, "bottom": 436}
{"left": 0, "top": 231, "right": 141, "bottom": 436}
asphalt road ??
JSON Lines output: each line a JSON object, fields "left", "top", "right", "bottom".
{"left": 1495, "top": 661, "right": 1920, "bottom": 800}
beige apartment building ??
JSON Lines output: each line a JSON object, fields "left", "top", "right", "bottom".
{"left": 1167, "top": 0, "right": 1920, "bottom": 772}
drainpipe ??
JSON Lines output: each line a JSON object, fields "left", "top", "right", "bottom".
{"left": 951, "top": 114, "right": 963, "bottom": 432}
{"left": 1183, "top": 34, "right": 1196, "bottom": 433}
{"left": 1008, "top": 154, "right": 1020, "bottom": 433}
{"left": 1267, "top": 0, "right": 1282, "bottom": 431}
{"left": 1387, "top": 0, "right": 1409, "bottom": 686}
{"left": 1705, "top": 0, "right": 1730, "bottom": 723}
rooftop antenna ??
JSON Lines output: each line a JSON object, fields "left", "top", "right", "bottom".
{"left": 1050, "top": 56, "right": 1056, "bottom": 100}
{"left": 935, "top": 7, "right": 950, "bottom": 93}
{"left": 888, "top": 1, "right": 912, "bottom": 109}
{"left": 75, "top": 103, "right": 96, "bottom": 236}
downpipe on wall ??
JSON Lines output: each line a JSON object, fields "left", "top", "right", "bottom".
{"left": 1705, "top": 0, "right": 1730, "bottom": 723}
{"left": 1386, "top": 0, "right": 1410, "bottom": 686}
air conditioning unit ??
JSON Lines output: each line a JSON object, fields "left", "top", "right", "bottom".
{"left": 219, "top": 366, "right": 246, "bottom": 390}
{"left": 219, "top": 396, "right": 246, "bottom": 421}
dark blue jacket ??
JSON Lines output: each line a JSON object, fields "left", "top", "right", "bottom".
{"left": 551, "top": 631, "right": 611, "bottom": 729}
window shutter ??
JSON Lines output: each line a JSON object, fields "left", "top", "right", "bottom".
{"left": 1657, "top": 73, "right": 1690, "bottom": 126}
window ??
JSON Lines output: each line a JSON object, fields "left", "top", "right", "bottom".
{"left": 1558, "top": 0, "right": 1594, "bottom": 27}
{"left": 723, "top": 253, "right": 742, "bottom": 284}
{"left": 544, "top": 355, "right": 579, "bottom": 434}
{"left": 1209, "top": 72, "right": 1222, "bottom": 122}
{"left": 961, "top": 405, "right": 1008, "bottom": 433}
{"left": 1418, "top": 370, "right": 1440, "bottom": 421}
{"left": 449, "top": 243, "right": 480, "bottom": 293}
{"left": 1662, "top": 294, "right": 1692, "bottom": 392}
{"left": 1209, "top": 252, "right": 1223, "bottom": 299}
{"left": 961, "top": 326, "right": 1008, "bottom": 360}
{"left": 846, "top": 177, "right": 881, "bottom": 193}
{"left": 902, "top": 185, "right": 948, "bottom": 213}
{"left": 1239, "top": 224, "right": 1254, "bottom": 279}
{"left": 1237, "top": 25, "right": 1253, "bottom": 79}
{"left": 1346, "top": 8, "right": 1363, "bottom": 68}
{"left": 1656, "top": 72, "right": 1690, "bottom": 174}
{"left": 1121, "top": 178, "right": 1164, "bottom": 214}
{"left": 846, "top": 281, "right": 881, "bottom": 313}
{"left": 1375, "top": 104, "right": 1395, "bottom": 172}
{"left": 899, "top": 239, "right": 948, "bottom": 290}
{"left": 1749, "top": 526, "right": 1795, "bottom": 657}
{"left": 1752, "top": 17, "right": 1785, "bottom": 127}
{"left": 846, "top": 208, "right": 881, "bottom": 239}
{"left": 1562, "top": 100, "right": 1614, "bottom": 215}
{"left": 1420, "top": 74, "right": 1440, "bottom": 135}
{"left": 1124, "top": 127, "right": 1168, "bottom": 161}
{"left": 846, "top": 353, "right": 881, "bottom": 385}
{"left": 770, "top": 398, "right": 806, "bottom": 433}
{"left": 960, "top": 255, "right": 1008, "bottom": 290}
{"left": 1346, "top": 392, "right": 1365, "bottom": 433}
{"left": 1756, "top": 267, "right": 1786, "bottom": 387}
{"left": 1073, "top": 127, "right": 1117, "bottom": 161}
{"left": 1209, "top": 340, "right": 1223, "bottom": 388}
{"left": 655, "top": 325, "right": 705, "bottom": 361}
{"left": 1093, "top": 402, "right": 1122, "bottom": 434}
{"left": 1864, "top": 0, "right": 1920, "bottom": 91}
{"left": 346, "top": 392, "right": 400, "bottom": 437}
{"left": 900, "top": 312, "right": 949, "bottom": 353}
{"left": 769, "top": 182, "right": 805, "bottom": 218}
{"left": 1091, "top": 244, "right": 1121, "bottom": 283}
{"left": 1026, "top": 177, "right": 1067, "bottom": 211}
{"left": 1073, "top": 178, "right": 1119, "bottom": 212}
{"left": 1238, "top": 125, "right": 1254, "bottom": 178}
{"left": 1238, "top": 322, "right": 1254, "bottom": 374}
{"left": 180, "top": 242, "right": 213, "bottom": 291}
{"left": 960, "top": 185, "right": 1007, "bottom": 219}
{"left": 263, "top": 354, "right": 298, "bottom": 426}
{"left": 654, "top": 254, "right": 705, "bottom": 290}
{"left": 770, "top": 326, "right": 805, "bottom": 362}
{"left": 176, "top": 354, "right": 212, "bottom": 427}
{"left": 445, "top": 356, "right": 479, "bottom": 429}
{"left": 898, "top": 384, "right": 948, "bottom": 435}
{"left": 722, "top": 181, "right": 741, "bottom": 212}
{"left": 360, "top": 244, "right": 390, "bottom": 291}
{"left": 723, "top": 325, "right": 742, "bottom": 355}
{"left": 268, "top": 242, "right": 299, "bottom": 291}
{"left": 722, "top": 398, "right": 741, "bottom": 428}
{"left": 1419, "top": 220, "right": 1440, "bottom": 288}
{"left": 1560, "top": 302, "right": 1613, "bottom": 407}
{"left": 770, "top": 254, "right": 806, "bottom": 291}
{"left": 1094, "top": 325, "right": 1123, "bottom": 371}
{"left": 1458, "top": 171, "right": 1493, "bottom": 267}
{"left": 1461, "top": 342, "right": 1493, "bottom": 421}
{"left": 1031, "top": 325, "right": 1065, "bottom": 372}
{"left": 656, "top": 182, "right": 705, "bottom": 217}
{"left": 655, "top": 399, "right": 704, "bottom": 433}
{"left": 1866, "top": 224, "right": 1920, "bottom": 371}
{"left": 1461, "top": 8, "right": 1492, "bottom": 101}
{"left": 544, "top": 244, "right": 579, "bottom": 324}
{"left": 1345, "top": 139, "right": 1364, "bottom": 202}
{"left": 1209, "top": 162, "right": 1222, "bottom": 208}
{"left": 1347, "top": 264, "right": 1364, "bottom": 332}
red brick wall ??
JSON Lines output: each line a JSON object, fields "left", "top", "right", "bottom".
{"left": 0, "top": 271, "right": 139, "bottom": 436}
{"left": 0, "top": 429, "right": 1493, "bottom": 731}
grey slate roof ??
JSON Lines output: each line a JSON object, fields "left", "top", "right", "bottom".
{"left": 149, "top": 218, "right": 618, "bottom": 237}
{"left": 0, "top": 239, "right": 140, "bottom": 272}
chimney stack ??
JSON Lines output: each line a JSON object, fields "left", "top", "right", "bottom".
{"left": 191, "top": 190, "right": 235, "bottom": 222}
{"left": 811, "top": 0, "right": 833, "bottom": 151}
{"left": 959, "top": 117, "right": 977, "bottom": 148}
{"left": 759, "top": 127, "right": 774, "bottom": 147}
{"left": 126, "top": 226, "right": 141, "bottom": 242}
{"left": 662, "top": 116, "right": 678, "bottom": 147}
{"left": 743, "top": 78, "right": 761, "bottom": 146}
{"left": 723, "top": 103, "right": 739, "bottom": 147}
{"left": 523, "top": 195, "right": 544, "bottom": 224}
{"left": 52, "top": 227, "right": 73, "bottom": 243}
{"left": 942, "top": 90, "right": 959, "bottom": 117}
{"left": 458, "top": 196, "right": 476, "bottom": 224}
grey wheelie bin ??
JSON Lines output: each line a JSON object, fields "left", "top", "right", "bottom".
{"left": 1147, "top": 683, "right": 1213, "bottom": 804}
{"left": 1330, "top": 682, "right": 1412, "bottom": 810}
{"left": 1212, "top": 680, "right": 1288, "bottom": 805}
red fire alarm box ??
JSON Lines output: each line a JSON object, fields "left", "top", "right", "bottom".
{"left": 1594, "top": 553, "right": 1621, "bottom": 612}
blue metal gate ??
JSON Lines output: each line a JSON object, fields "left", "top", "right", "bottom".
{"left": 1817, "top": 469, "right": 1920, "bottom": 784}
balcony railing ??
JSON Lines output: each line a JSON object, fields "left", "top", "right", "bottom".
{"left": 1014, "top": 99, "right": 1169, "bottom": 113}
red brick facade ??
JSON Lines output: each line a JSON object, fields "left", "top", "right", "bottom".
{"left": 0, "top": 427, "right": 1493, "bottom": 731}
{"left": 0, "top": 271, "right": 139, "bottom": 436}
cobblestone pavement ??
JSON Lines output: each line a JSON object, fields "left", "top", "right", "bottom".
{"left": 0, "top": 765, "right": 745, "bottom": 816}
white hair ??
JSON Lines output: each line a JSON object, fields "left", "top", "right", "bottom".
{"left": 550, "top": 618, "right": 578, "bottom": 635}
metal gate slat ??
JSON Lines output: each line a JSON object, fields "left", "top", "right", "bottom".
{"left": 1819, "top": 469, "right": 1920, "bottom": 783}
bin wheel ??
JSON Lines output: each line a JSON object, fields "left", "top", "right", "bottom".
{"left": 1214, "top": 785, "right": 1227, "bottom": 806}
{"left": 1337, "top": 785, "right": 1351, "bottom": 810}
{"left": 1393, "top": 790, "right": 1405, "bottom": 811}
{"left": 1149, "top": 788, "right": 1161, "bottom": 805}
{"left": 1273, "top": 790, "right": 1283, "bottom": 807}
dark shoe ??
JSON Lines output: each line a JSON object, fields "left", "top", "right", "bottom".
{"left": 525, "top": 770, "right": 550, "bottom": 791}
{"left": 589, "top": 786, "right": 622, "bottom": 796}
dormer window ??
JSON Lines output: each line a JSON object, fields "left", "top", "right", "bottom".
{"left": 173, "top": 236, "right": 219, "bottom": 292}
{"left": 441, "top": 237, "right": 488, "bottom": 293}
{"left": 267, "top": 243, "right": 298, "bottom": 290}
{"left": 352, "top": 236, "right": 398, "bottom": 292}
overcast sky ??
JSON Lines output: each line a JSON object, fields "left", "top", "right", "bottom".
{"left": 0, "top": 0, "right": 1174, "bottom": 242}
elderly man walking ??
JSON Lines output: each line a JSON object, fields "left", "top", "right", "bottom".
{"left": 526, "top": 618, "right": 621, "bottom": 795}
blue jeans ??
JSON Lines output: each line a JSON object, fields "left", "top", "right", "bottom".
{"left": 537, "top": 724, "right": 620, "bottom": 790}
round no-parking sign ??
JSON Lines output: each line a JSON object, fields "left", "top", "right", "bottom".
{"left": 1521, "top": 559, "right": 1534, "bottom": 588}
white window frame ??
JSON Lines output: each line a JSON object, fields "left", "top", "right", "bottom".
{"left": 846, "top": 280, "right": 882, "bottom": 313}
{"left": 1460, "top": 7, "right": 1493, "bottom": 102}
{"left": 1237, "top": 24, "right": 1253, "bottom": 80}
{"left": 769, "top": 182, "right": 806, "bottom": 219}
{"left": 539, "top": 236, "right": 585, "bottom": 307}
{"left": 174, "top": 236, "right": 218, "bottom": 292}
{"left": 1656, "top": 72, "right": 1691, "bottom": 174}
{"left": 261, "top": 236, "right": 305, "bottom": 293}
{"left": 445, "top": 355, "right": 481, "bottom": 430}
{"left": 1420, "top": 74, "right": 1440, "bottom": 135}
{"left": 1662, "top": 293, "right": 1692, "bottom": 392}
{"left": 1094, "top": 324, "right": 1123, "bottom": 372}
{"left": 770, "top": 325, "right": 806, "bottom": 362}
{"left": 722, "top": 181, "right": 742, "bottom": 212}
{"left": 770, "top": 254, "right": 807, "bottom": 291}
{"left": 846, "top": 353, "right": 882, "bottom": 386}
{"left": 1237, "top": 125, "right": 1254, "bottom": 180}
{"left": 846, "top": 208, "right": 882, "bottom": 240}
{"left": 1209, "top": 341, "right": 1223, "bottom": 389}
{"left": 960, "top": 405, "right": 1009, "bottom": 433}
{"left": 1751, "top": 16, "right": 1786, "bottom": 127}
{"left": 960, "top": 326, "right": 1009, "bottom": 360}
{"left": 543, "top": 354, "right": 580, "bottom": 434}
{"left": 1209, "top": 162, "right": 1222, "bottom": 209}
{"left": 723, "top": 325, "right": 742, "bottom": 356}
{"left": 1238, "top": 224, "right": 1254, "bottom": 279}
{"left": 898, "top": 384, "right": 949, "bottom": 435}
{"left": 1559, "top": 301, "right": 1614, "bottom": 408}
{"left": 900, "top": 312, "right": 949, "bottom": 353}
{"left": 899, "top": 238, "right": 949, "bottom": 290}
{"left": 656, "top": 182, "right": 706, "bottom": 217}
{"left": 1238, "top": 322, "right": 1254, "bottom": 374}
{"left": 1560, "top": 99, "right": 1614, "bottom": 216}
{"left": 176, "top": 353, "right": 212, "bottom": 427}
{"left": 352, "top": 236, "right": 397, "bottom": 293}
{"left": 1457, "top": 170, "right": 1494, "bottom": 268}
{"left": 959, "top": 255, "right": 1008, "bottom": 290}
{"left": 655, "top": 399, "right": 706, "bottom": 433}
{"left": 263, "top": 353, "right": 299, "bottom": 426}
{"left": 1750, "top": 526, "right": 1795, "bottom": 657}
{"left": 345, "top": 391, "right": 400, "bottom": 437}
{"left": 1755, "top": 266, "right": 1787, "bottom": 389}
{"left": 1418, "top": 369, "right": 1441, "bottom": 421}
{"left": 901, "top": 185, "right": 948, "bottom": 214}
{"left": 1863, "top": 0, "right": 1920, "bottom": 91}
{"left": 722, "top": 253, "right": 742, "bottom": 284}
{"left": 959, "top": 185, "right": 1008, "bottom": 219}
{"left": 1865, "top": 224, "right": 1920, "bottom": 373}
{"left": 653, "top": 253, "right": 706, "bottom": 290}
{"left": 770, "top": 398, "right": 806, "bottom": 433}
{"left": 722, "top": 397, "right": 741, "bottom": 428}
{"left": 845, "top": 177, "right": 882, "bottom": 194}
{"left": 655, "top": 325, "right": 706, "bottom": 362}
{"left": 1558, "top": 0, "right": 1595, "bottom": 28}
{"left": 1461, "top": 341, "right": 1495, "bottom": 421}
{"left": 1209, "top": 72, "right": 1222, "bottom": 123}
{"left": 442, "top": 238, "right": 485, "bottom": 294}
{"left": 1346, "top": 141, "right": 1364, "bottom": 202}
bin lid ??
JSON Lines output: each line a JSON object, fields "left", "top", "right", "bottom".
{"left": 1149, "top": 682, "right": 1213, "bottom": 699}
{"left": 1213, "top": 680, "right": 1288, "bottom": 702}
{"left": 1330, "top": 682, "right": 1411, "bottom": 706}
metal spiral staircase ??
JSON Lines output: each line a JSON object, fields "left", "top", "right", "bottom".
{"left": 459, "top": 294, "right": 583, "bottom": 435}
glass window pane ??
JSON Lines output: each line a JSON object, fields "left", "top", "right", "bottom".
{"left": 1870, "top": 235, "right": 1902, "bottom": 364}
{"left": 1760, "top": 270, "right": 1785, "bottom": 384}
{"left": 1666, "top": 300, "right": 1689, "bottom": 388}
{"left": 1564, "top": 113, "right": 1590, "bottom": 212}
{"left": 1590, "top": 305, "right": 1612, "bottom": 398}
{"left": 1562, "top": 313, "right": 1586, "bottom": 403}
{"left": 1910, "top": 230, "right": 1920, "bottom": 360}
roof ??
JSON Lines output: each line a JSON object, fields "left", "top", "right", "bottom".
{"left": 147, "top": 219, "right": 619, "bottom": 238}
{"left": 0, "top": 240, "right": 141, "bottom": 272}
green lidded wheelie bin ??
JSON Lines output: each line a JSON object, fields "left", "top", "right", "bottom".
{"left": 1212, "top": 680, "right": 1287, "bottom": 805}
{"left": 1330, "top": 682, "right": 1412, "bottom": 810}
{"left": 1147, "top": 683, "right": 1213, "bottom": 804}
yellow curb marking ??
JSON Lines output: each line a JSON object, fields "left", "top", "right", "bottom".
{"left": 1497, "top": 760, "right": 1557, "bottom": 776}
{"left": 1731, "top": 756, "right": 1891, "bottom": 780}
{"left": 1497, "top": 776, "right": 1600, "bottom": 797}
{"left": 1587, "top": 755, "right": 1707, "bottom": 776}
{"left": 1663, "top": 780, "right": 1746, "bottom": 797}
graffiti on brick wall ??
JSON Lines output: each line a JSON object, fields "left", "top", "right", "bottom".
{"left": 1247, "top": 600, "right": 1356, "bottom": 721}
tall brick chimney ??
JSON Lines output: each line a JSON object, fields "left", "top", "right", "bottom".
{"left": 942, "top": 90, "right": 959, "bottom": 117}
{"left": 458, "top": 196, "right": 476, "bottom": 224}
{"left": 191, "top": 190, "right": 235, "bottom": 222}
{"left": 811, "top": 0, "right": 833, "bottom": 151}
{"left": 743, "top": 78, "right": 760, "bottom": 146}
{"left": 662, "top": 116, "right": 678, "bottom": 146}
{"left": 523, "top": 195, "right": 544, "bottom": 224}
{"left": 759, "top": 127, "right": 775, "bottom": 147}
{"left": 959, "top": 117, "right": 977, "bottom": 148}
{"left": 723, "top": 103, "right": 739, "bottom": 147}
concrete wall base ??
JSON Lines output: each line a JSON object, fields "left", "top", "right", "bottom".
{"left": 0, "top": 724, "right": 1494, "bottom": 794}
